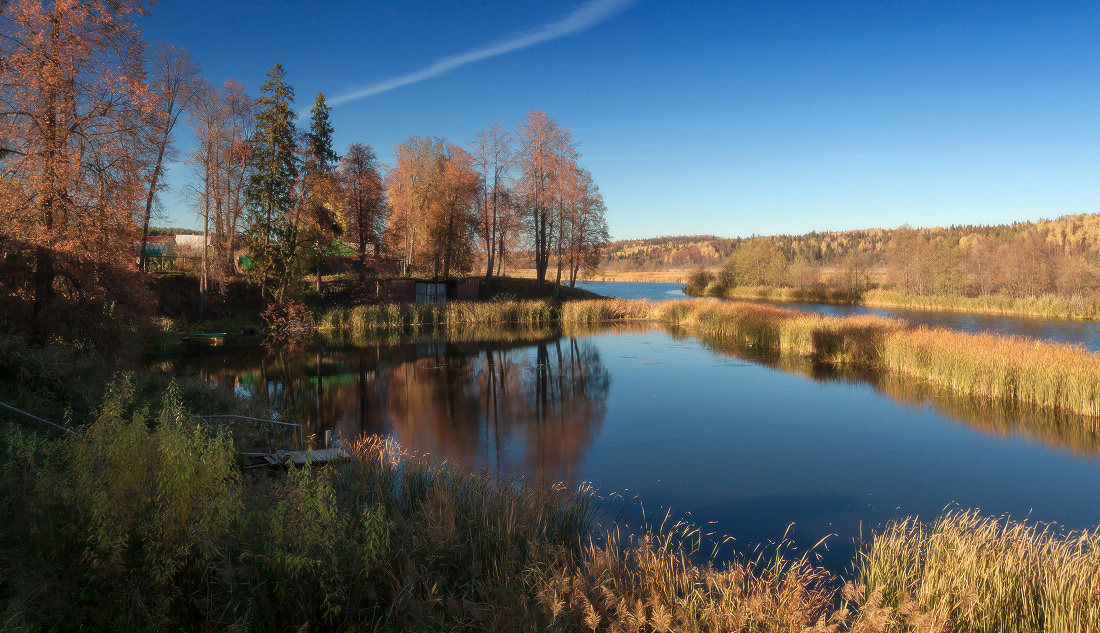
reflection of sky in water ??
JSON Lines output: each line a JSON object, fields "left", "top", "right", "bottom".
{"left": 174, "top": 324, "right": 1100, "bottom": 572}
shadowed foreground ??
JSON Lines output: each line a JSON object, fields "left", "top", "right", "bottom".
{"left": 3, "top": 375, "right": 1100, "bottom": 632}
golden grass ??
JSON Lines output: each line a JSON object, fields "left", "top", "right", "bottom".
{"left": 859, "top": 510, "right": 1100, "bottom": 633}
{"left": 688, "top": 284, "right": 1100, "bottom": 321}
{"left": 881, "top": 327, "right": 1100, "bottom": 418}
{"left": 647, "top": 299, "right": 1100, "bottom": 418}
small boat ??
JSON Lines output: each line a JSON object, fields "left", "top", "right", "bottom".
{"left": 180, "top": 332, "right": 227, "bottom": 346}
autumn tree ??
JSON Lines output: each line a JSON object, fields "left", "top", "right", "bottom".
{"left": 189, "top": 79, "right": 254, "bottom": 315}
{"left": 516, "top": 111, "right": 569, "bottom": 286}
{"left": 139, "top": 43, "right": 202, "bottom": 272}
{"left": 386, "top": 136, "right": 446, "bottom": 275}
{"left": 430, "top": 145, "right": 479, "bottom": 278}
{"left": 560, "top": 168, "right": 609, "bottom": 286}
{"left": 471, "top": 123, "right": 513, "bottom": 291}
{"left": 188, "top": 79, "right": 253, "bottom": 285}
{"left": 0, "top": 0, "right": 155, "bottom": 331}
{"left": 243, "top": 63, "right": 300, "bottom": 302}
{"left": 338, "top": 143, "right": 386, "bottom": 278}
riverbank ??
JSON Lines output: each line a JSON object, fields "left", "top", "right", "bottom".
{"left": 693, "top": 284, "right": 1100, "bottom": 321}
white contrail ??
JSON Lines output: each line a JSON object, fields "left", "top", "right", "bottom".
{"left": 328, "top": 0, "right": 638, "bottom": 107}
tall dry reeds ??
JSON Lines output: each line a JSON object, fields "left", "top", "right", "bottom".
{"left": 858, "top": 510, "right": 1100, "bottom": 633}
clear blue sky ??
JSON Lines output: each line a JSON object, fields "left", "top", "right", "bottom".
{"left": 144, "top": 0, "right": 1100, "bottom": 240}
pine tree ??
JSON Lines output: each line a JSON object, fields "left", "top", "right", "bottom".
{"left": 243, "top": 63, "right": 300, "bottom": 302}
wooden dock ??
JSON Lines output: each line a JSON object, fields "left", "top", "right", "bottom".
{"left": 243, "top": 448, "right": 350, "bottom": 469}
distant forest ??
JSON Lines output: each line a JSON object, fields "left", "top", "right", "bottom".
{"left": 607, "top": 213, "right": 1100, "bottom": 300}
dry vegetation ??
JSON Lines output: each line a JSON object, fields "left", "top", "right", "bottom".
{"left": 5, "top": 377, "right": 1100, "bottom": 632}
{"left": 6, "top": 302, "right": 1100, "bottom": 630}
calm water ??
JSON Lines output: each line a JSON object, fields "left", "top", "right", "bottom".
{"left": 171, "top": 324, "right": 1100, "bottom": 569}
{"left": 575, "top": 280, "right": 1100, "bottom": 351}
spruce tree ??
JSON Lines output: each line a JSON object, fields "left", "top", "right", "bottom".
{"left": 303, "top": 92, "right": 342, "bottom": 292}
{"left": 244, "top": 63, "right": 300, "bottom": 302}
{"left": 307, "top": 92, "right": 339, "bottom": 174}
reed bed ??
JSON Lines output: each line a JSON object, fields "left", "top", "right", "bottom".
{"left": 316, "top": 299, "right": 559, "bottom": 331}
{"left": 859, "top": 510, "right": 1100, "bottom": 633}
{"left": 861, "top": 289, "right": 1100, "bottom": 321}
{"left": 645, "top": 299, "right": 1100, "bottom": 418}
{"left": 880, "top": 327, "right": 1100, "bottom": 419}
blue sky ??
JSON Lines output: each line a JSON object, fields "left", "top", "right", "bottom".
{"left": 144, "top": 0, "right": 1100, "bottom": 240}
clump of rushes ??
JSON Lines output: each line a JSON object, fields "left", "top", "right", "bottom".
{"left": 650, "top": 299, "right": 1100, "bottom": 417}
{"left": 857, "top": 510, "right": 1100, "bottom": 633}
{"left": 880, "top": 327, "right": 1100, "bottom": 418}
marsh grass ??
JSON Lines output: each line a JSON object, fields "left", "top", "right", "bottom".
{"left": 880, "top": 327, "right": 1100, "bottom": 418}
{"left": 858, "top": 510, "right": 1100, "bottom": 633}
{"left": 647, "top": 299, "right": 1100, "bottom": 418}
{"left": 688, "top": 284, "right": 1100, "bottom": 321}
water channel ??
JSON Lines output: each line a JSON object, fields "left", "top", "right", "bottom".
{"left": 576, "top": 280, "right": 1100, "bottom": 351}
{"left": 168, "top": 304, "right": 1100, "bottom": 570}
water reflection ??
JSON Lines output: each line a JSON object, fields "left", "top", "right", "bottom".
{"left": 690, "top": 332, "right": 1100, "bottom": 460}
{"left": 173, "top": 332, "right": 611, "bottom": 488}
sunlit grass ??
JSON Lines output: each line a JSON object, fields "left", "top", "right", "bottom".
{"left": 859, "top": 510, "right": 1100, "bottom": 633}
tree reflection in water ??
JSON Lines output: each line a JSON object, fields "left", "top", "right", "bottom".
{"left": 175, "top": 334, "right": 611, "bottom": 489}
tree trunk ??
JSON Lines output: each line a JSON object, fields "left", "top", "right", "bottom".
{"left": 139, "top": 130, "right": 170, "bottom": 272}
{"left": 32, "top": 246, "right": 55, "bottom": 329}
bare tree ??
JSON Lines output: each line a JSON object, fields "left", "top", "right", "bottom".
{"left": 516, "top": 111, "right": 569, "bottom": 287}
{"left": 188, "top": 79, "right": 253, "bottom": 315}
{"left": 471, "top": 123, "right": 513, "bottom": 292}
{"left": 139, "top": 43, "right": 202, "bottom": 271}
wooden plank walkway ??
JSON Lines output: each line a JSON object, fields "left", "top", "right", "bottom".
{"left": 243, "top": 448, "right": 350, "bottom": 469}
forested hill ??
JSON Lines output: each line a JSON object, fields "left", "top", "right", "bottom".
{"left": 603, "top": 213, "right": 1100, "bottom": 273}
{"left": 602, "top": 235, "right": 739, "bottom": 272}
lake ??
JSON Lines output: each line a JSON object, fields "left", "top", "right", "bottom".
{"left": 170, "top": 320, "right": 1100, "bottom": 571}
{"left": 576, "top": 280, "right": 1100, "bottom": 351}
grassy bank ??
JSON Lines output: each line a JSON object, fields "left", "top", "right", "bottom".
{"left": 0, "top": 379, "right": 835, "bottom": 632}
{"left": 691, "top": 284, "right": 1100, "bottom": 321}
{"left": 5, "top": 378, "right": 1100, "bottom": 631}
